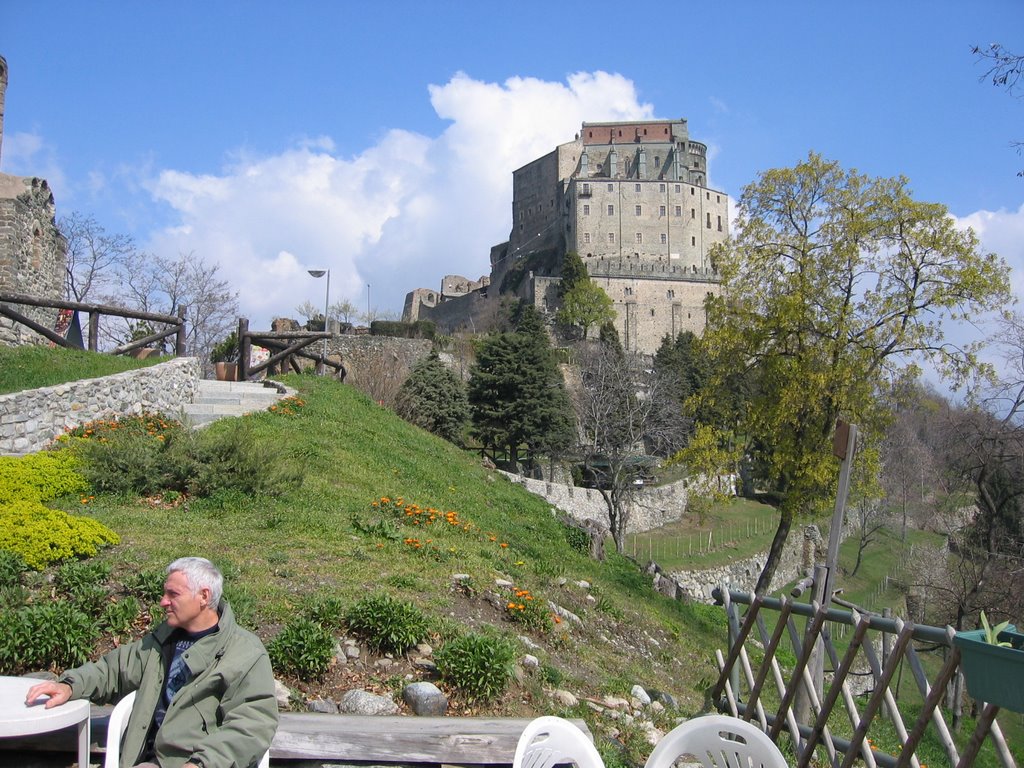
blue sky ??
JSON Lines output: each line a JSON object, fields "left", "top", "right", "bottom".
{"left": 1, "top": 2, "right": 1022, "bottom": 334}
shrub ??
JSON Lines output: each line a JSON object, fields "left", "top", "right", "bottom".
{"left": 394, "top": 352, "right": 469, "bottom": 444}
{"left": 0, "top": 451, "right": 89, "bottom": 503}
{"left": 0, "top": 601, "right": 99, "bottom": 673}
{"left": 55, "top": 559, "right": 112, "bottom": 592}
{"left": 302, "top": 595, "right": 347, "bottom": 631}
{"left": 505, "top": 589, "right": 554, "bottom": 633}
{"left": 73, "top": 430, "right": 169, "bottom": 495}
{"left": 101, "top": 596, "right": 141, "bottom": 637}
{"left": 0, "top": 584, "right": 28, "bottom": 612}
{"left": 0, "top": 550, "right": 28, "bottom": 588}
{"left": 345, "top": 594, "right": 428, "bottom": 654}
{"left": 124, "top": 569, "right": 166, "bottom": 602}
{"left": 0, "top": 500, "right": 120, "bottom": 570}
{"left": 171, "top": 421, "right": 304, "bottom": 499}
{"left": 435, "top": 632, "right": 516, "bottom": 702}
{"left": 268, "top": 617, "right": 334, "bottom": 679}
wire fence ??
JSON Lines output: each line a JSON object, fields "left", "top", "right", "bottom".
{"left": 627, "top": 513, "right": 781, "bottom": 561}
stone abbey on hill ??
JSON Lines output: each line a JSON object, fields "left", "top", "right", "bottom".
{"left": 403, "top": 119, "right": 729, "bottom": 355}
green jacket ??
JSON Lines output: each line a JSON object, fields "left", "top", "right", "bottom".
{"left": 60, "top": 601, "right": 278, "bottom": 768}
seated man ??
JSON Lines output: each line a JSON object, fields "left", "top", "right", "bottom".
{"left": 26, "top": 557, "right": 278, "bottom": 768}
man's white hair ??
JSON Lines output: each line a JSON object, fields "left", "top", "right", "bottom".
{"left": 167, "top": 557, "right": 223, "bottom": 610}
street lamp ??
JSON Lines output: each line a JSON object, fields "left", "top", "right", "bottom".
{"left": 366, "top": 283, "right": 371, "bottom": 324}
{"left": 307, "top": 269, "right": 330, "bottom": 365}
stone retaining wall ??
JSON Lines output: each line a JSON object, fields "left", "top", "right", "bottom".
{"left": 664, "top": 525, "right": 826, "bottom": 602}
{"left": 499, "top": 471, "right": 689, "bottom": 533}
{"left": 0, "top": 357, "right": 200, "bottom": 455}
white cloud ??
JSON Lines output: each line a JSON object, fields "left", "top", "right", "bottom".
{"left": 956, "top": 203, "right": 1024, "bottom": 302}
{"left": 139, "top": 71, "right": 653, "bottom": 328}
{"left": 1, "top": 131, "right": 67, "bottom": 198}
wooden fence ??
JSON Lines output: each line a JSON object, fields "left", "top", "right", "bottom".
{"left": 237, "top": 317, "right": 344, "bottom": 381}
{"left": 712, "top": 586, "right": 1018, "bottom": 768}
{"left": 0, "top": 291, "right": 185, "bottom": 356}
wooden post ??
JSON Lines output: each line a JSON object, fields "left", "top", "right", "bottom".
{"left": 175, "top": 306, "right": 186, "bottom": 357}
{"left": 88, "top": 311, "right": 99, "bottom": 352}
{"left": 237, "top": 318, "right": 250, "bottom": 381}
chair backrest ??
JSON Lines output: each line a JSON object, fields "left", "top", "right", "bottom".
{"left": 103, "top": 690, "right": 137, "bottom": 768}
{"left": 103, "top": 689, "right": 270, "bottom": 768}
{"left": 644, "top": 715, "right": 787, "bottom": 768}
{"left": 513, "top": 716, "right": 604, "bottom": 768}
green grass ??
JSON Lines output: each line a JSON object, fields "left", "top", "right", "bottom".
{"left": 0, "top": 345, "right": 165, "bottom": 394}
{"left": 43, "top": 374, "right": 725, "bottom": 713}
{"left": 625, "top": 497, "right": 781, "bottom": 569}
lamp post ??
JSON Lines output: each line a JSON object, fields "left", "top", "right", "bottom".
{"left": 366, "top": 283, "right": 371, "bottom": 325}
{"left": 307, "top": 269, "right": 330, "bottom": 365}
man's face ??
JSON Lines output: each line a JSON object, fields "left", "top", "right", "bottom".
{"left": 160, "top": 570, "right": 210, "bottom": 631}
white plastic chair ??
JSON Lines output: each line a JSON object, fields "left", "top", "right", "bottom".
{"left": 513, "top": 716, "right": 605, "bottom": 768}
{"left": 644, "top": 715, "right": 787, "bottom": 768}
{"left": 104, "top": 689, "right": 270, "bottom": 768}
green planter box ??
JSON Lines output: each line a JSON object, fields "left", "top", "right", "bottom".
{"left": 954, "top": 626, "right": 1024, "bottom": 713}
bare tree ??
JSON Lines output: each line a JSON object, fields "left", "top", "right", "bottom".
{"left": 59, "top": 212, "right": 136, "bottom": 302}
{"left": 572, "top": 341, "right": 687, "bottom": 552}
{"left": 330, "top": 299, "right": 360, "bottom": 325}
{"left": 881, "top": 400, "right": 936, "bottom": 540}
{"left": 972, "top": 43, "right": 1024, "bottom": 175}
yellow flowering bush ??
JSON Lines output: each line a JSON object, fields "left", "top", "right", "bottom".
{"left": 0, "top": 450, "right": 88, "bottom": 504}
{"left": 0, "top": 499, "right": 120, "bottom": 570}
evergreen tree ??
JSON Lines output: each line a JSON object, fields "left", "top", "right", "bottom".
{"left": 557, "top": 251, "right": 588, "bottom": 297}
{"left": 468, "top": 303, "right": 574, "bottom": 471}
{"left": 394, "top": 352, "right": 469, "bottom": 445}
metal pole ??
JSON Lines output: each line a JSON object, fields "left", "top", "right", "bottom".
{"left": 323, "top": 270, "right": 330, "bottom": 362}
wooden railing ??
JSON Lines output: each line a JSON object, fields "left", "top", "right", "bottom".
{"left": 237, "top": 318, "right": 344, "bottom": 381}
{"left": 0, "top": 292, "right": 185, "bottom": 356}
{"left": 712, "top": 586, "right": 1018, "bottom": 768}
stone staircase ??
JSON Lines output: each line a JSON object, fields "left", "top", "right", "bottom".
{"left": 182, "top": 379, "right": 292, "bottom": 426}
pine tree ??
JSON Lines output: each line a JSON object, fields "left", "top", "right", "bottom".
{"left": 394, "top": 352, "right": 469, "bottom": 444}
{"left": 468, "top": 303, "right": 574, "bottom": 471}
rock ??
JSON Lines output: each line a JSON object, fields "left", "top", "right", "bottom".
{"left": 307, "top": 698, "right": 339, "bottom": 714}
{"left": 374, "top": 658, "right": 394, "bottom": 671}
{"left": 403, "top": 682, "right": 448, "bottom": 716}
{"left": 521, "top": 654, "right": 540, "bottom": 670}
{"left": 585, "top": 594, "right": 597, "bottom": 604}
{"left": 643, "top": 725, "right": 665, "bottom": 747}
{"left": 412, "top": 657, "right": 438, "bottom": 674}
{"left": 552, "top": 689, "right": 578, "bottom": 707}
{"left": 518, "top": 635, "right": 541, "bottom": 651}
{"left": 631, "top": 685, "right": 652, "bottom": 706}
{"left": 648, "top": 689, "right": 679, "bottom": 709}
{"left": 585, "top": 700, "right": 605, "bottom": 713}
{"left": 574, "top": 580, "right": 591, "bottom": 589}
{"left": 415, "top": 642, "right": 433, "bottom": 656}
{"left": 555, "top": 577, "right": 568, "bottom": 587}
{"left": 273, "top": 679, "right": 292, "bottom": 709}
{"left": 650, "top": 700, "right": 665, "bottom": 714}
{"left": 549, "top": 602, "right": 583, "bottom": 626}
{"left": 337, "top": 689, "right": 399, "bottom": 715}
{"left": 603, "top": 695, "right": 630, "bottom": 711}
{"left": 495, "top": 578, "right": 515, "bottom": 589}
{"left": 344, "top": 645, "right": 360, "bottom": 660}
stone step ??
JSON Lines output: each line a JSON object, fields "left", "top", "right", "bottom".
{"left": 183, "top": 379, "right": 293, "bottom": 427}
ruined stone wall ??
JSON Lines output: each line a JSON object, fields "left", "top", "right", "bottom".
{"left": 0, "top": 174, "right": 65, "bottom": 346}
{"left": 328, "top": 335, "right": 433, "bottom": 379}
{"left": 0, "top": 357, "right": 200, "bottom": 456}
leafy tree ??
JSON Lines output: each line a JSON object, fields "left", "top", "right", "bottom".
{"left": 394, "top": 352, "right": 469, "bottom": 445}
{"left": 698, "top": 153, "right": 1012, "bottom": 593}
{"left": 557, "top": 278, "right": 615, "bottom": 340}
{"left": 467, "top": 303, "right": 573, "bottom": 472}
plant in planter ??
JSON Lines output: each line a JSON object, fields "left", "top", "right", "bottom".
{"left": 209, "top": 332, "right": 240, "bottom": 381}
{"left": 953, "top": 611, "right": 1024, "bottom": 712}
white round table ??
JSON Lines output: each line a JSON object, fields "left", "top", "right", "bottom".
{"left": 0, "top": 676, "right": 90, "bottom": 766}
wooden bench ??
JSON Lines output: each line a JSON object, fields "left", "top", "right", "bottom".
{"left": 1, "top": 706, "right": 593, "bottom": 765}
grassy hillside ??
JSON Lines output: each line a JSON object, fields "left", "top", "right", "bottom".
{"left": 46, "top": 373, "right": 725, "bottom": 719}
{"left": 0, "top": 344, "right": 164, "bottom": 394}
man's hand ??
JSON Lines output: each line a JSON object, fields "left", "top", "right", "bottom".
{"left": 24, "top": 681, "right": 73, "bottom": 709}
